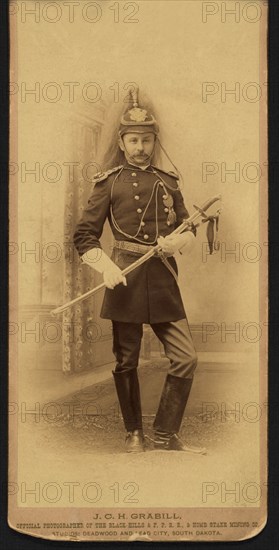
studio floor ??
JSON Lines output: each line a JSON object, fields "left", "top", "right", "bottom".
{"left": 15, "top": 354, "right": 264, "bottom": 509}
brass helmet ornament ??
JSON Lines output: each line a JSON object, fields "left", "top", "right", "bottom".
{"left": 118, "top": 87, "right": 159, "bottom": 137}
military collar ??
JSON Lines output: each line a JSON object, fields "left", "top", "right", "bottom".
{"left": 125, "top": 161, "right": 150, "bottom": 169}
{"left": 122, "top": 163, "right": 179, "bottom": 181}
{"left": 124, "top": 162, "right": 156, "bottom": 174}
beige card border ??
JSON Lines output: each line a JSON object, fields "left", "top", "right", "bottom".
{"left": 8, "top": 0, "right": 268, "bottom": 542}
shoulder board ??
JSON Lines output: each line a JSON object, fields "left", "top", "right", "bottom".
{"left": 152, "top": 166, "right": 179, "bottom": 179}
{"left": 93, "top": 165, "right": 123, "bottom": 183}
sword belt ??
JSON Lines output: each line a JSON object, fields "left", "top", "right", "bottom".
{"left": 113, "top": 239, "right": 154, "bottom": 255}
{"left": 113, "top": 240, "right": 179, "bottom": 284}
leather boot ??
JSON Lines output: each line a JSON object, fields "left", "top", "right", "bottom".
{"left": 112, "top": 369, "right": 145, "bottom": 452}
{"left": 125, "top": 429, "right": 145, "bottom": 453}
{"left": 153, "top": 374, "right": 206, "bottom": 454}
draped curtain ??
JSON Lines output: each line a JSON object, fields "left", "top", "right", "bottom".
{"left": 62, "top": 114, "right": 104, "bottom": 373}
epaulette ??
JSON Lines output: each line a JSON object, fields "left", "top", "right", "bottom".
{"left": 152, "top": 166, "right": 179, "bottom": 180}
{"left": 93, "top": 165, "right": 123, "bottom": 183}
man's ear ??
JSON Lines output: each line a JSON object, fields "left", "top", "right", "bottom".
{"left": 118, "top": 136, "right": 125, "bottom": 152}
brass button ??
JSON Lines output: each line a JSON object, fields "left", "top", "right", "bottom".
{"left": 141, "top": 221, "right": 145, "bottom": 226}
{"left": 133, "top": 182, "right": 138, "bottom": 187}
{"left": 164, "top": 207, "right": 169, "bottom": 213}
{"left": 131, "top": 172, "right": 137, "bottom": 176}
{"left": 134, "top": 195, "right": 140, "bottom": 200}
{"left": 137, "top": 208, "right": 142, "bottom": 214}
{"left": 143, "top": 234, "right": 149, "bottom": 240}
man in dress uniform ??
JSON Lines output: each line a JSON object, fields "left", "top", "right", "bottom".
{"left": 74, "top": 90, "right": 206, "bottom": 455}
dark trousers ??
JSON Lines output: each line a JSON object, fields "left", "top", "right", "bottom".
{"left": 112, "top": 318, "right": 197, "bottom": 379}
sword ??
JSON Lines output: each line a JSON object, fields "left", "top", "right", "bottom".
{"left": 51, "top": 194, "right": 222, "bottom": 316}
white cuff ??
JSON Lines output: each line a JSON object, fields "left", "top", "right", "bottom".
{"left": 178, "top": 231, "right": 195, "bottom": 253}
{"left": 81, "top": 248, "right": 116, "bottom": 274}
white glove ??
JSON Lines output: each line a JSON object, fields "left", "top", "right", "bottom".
{"left": 81, "top": 248, "right": 127, "bottom": 289}
{"left": 157, "top": 231, "right": 195, "bottom": 256}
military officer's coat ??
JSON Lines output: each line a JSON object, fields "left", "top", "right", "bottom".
{"left": 73, "top": 163, "right": 194, "bottom": 323}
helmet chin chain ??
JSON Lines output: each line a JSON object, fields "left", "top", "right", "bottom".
{"left": 156, "top": 137, "right": 184, "bottom": 190}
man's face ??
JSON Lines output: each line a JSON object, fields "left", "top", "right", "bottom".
{"left": 119, "top": 132, "right": 156, "bottom": 166}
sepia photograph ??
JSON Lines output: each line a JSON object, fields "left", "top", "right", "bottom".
{"left": 9, "top": 0, "right": 267, "bottom": 542}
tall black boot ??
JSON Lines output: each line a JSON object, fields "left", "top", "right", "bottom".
{"left": 153, "top": 374, "right": 206, "bottom": 454}
{"left": 112, "top": 369, "right": 145, "bottom": 453}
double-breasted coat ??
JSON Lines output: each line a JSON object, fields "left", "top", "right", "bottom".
{"left": 73, "top": 163, "right": 194, "bottom": 324}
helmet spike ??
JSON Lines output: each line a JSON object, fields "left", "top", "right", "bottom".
{"left": 131, "top": 86, "right": 139, "bottom": 108}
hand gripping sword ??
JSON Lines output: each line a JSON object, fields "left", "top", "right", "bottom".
{"left": 51, "top": 194, "right": 222, "bottom": 316}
